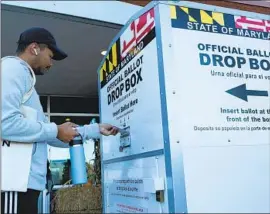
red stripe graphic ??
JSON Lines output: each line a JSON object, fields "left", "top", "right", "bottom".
{"left": 235, "top": 16, "right": 270, "bottom": 32}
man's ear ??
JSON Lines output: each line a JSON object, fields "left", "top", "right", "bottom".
{"left": 29, "top": 43, "right": 40, "bottom": 56}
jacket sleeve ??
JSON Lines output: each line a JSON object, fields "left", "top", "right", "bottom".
{"left": 76, "top": 123, "right": 101, "bottom": 140}
{"left": 46, "top": 138, "right": 70, "bottom": 148}
{"left": 43, "top": 116, "right": 69, "bottom": 148}
{"left": 46, "top": 117, "right": 101, "bottom": 148}
{"left": 1, "top": 60, "right": 58, "bottom": 143}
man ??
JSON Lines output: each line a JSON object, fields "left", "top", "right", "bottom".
{"left": 1, "top": 27, "right": 118, "bottom": 214}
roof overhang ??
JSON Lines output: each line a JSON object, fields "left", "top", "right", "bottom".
{"left": 1, "top": 4, "right": 123, "bottom": 97}
{"left": 231, "top": 0, "right": 270, "bottom": 8}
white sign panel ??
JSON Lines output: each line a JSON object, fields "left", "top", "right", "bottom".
{"left": 169, "top": 6, "right": 270, "bottom": 147}
{"left": 169, "top": 5, "right": 270, "bottom": 212}
{"left": 99, "top": 8, "right": 164, "bottom": 160}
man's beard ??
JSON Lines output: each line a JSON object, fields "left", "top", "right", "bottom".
{"left": 33, "top": 67, "right": 46, "bottom": 75}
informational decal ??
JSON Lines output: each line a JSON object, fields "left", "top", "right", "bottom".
{"left": 170, "top": 6, "right": 269, "bottom": 145}
{"left": 99, "top": 8, "right": 165, "bottom": 159}
{"left": 170, "top": 5, "right": 270, "bottom": 40}
{"left": 108, "top": 178, "right": 160, "bottom": 213}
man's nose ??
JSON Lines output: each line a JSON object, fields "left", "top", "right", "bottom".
{"left": 47, "top": 64, "right": 52, "bottom": 70}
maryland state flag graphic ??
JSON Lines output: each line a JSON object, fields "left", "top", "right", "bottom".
{"left": 99, "top": 39, "right": 121, "bottom": 87}
{"left": 171, "top": 5, "right": 226, "bottom": 27}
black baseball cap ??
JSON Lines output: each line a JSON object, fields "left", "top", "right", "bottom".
{"left": 17, "top": 27, "right": 67, "bottom": 60}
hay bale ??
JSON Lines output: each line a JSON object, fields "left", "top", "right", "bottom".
{"left": 53, "top": 185, "right": 102, "bottom": 213}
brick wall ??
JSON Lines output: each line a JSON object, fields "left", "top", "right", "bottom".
{"left": 121, "top": 0, "right": 270, "bottom": 14}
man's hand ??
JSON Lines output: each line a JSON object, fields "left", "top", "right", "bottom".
{"left": 57, "top": 122, "right": 78, "bottom": 143}
{"left": 99, "top": 124, "right": 119, "bottom": 136}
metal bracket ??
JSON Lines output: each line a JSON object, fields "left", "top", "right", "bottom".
{"left": 156, "top": 190, "right": 164, "bottom": 202}
{"left": 119, "top": 126, "right": 131, "bottom": 152}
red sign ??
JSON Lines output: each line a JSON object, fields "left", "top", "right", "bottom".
{"left": 121, "top": 9, "right": 155, "bottom": 58}
{"left": 235, "top": 16, "right": 270, "bottom": 32}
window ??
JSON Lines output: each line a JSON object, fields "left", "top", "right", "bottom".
{"left": 47, "top": 96, "right": 99, "bottom": 183}
{"left": 50, "top": 159, "right": 70, "bottom": 185}
{"left": 40, "top": 96, "right": 47, "bottom": 112}
{"left": 50, "top": 97, "right": 99, "bottom": 113}
{"left": 50, "top": 116, "right": 99, "bottom": 125}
